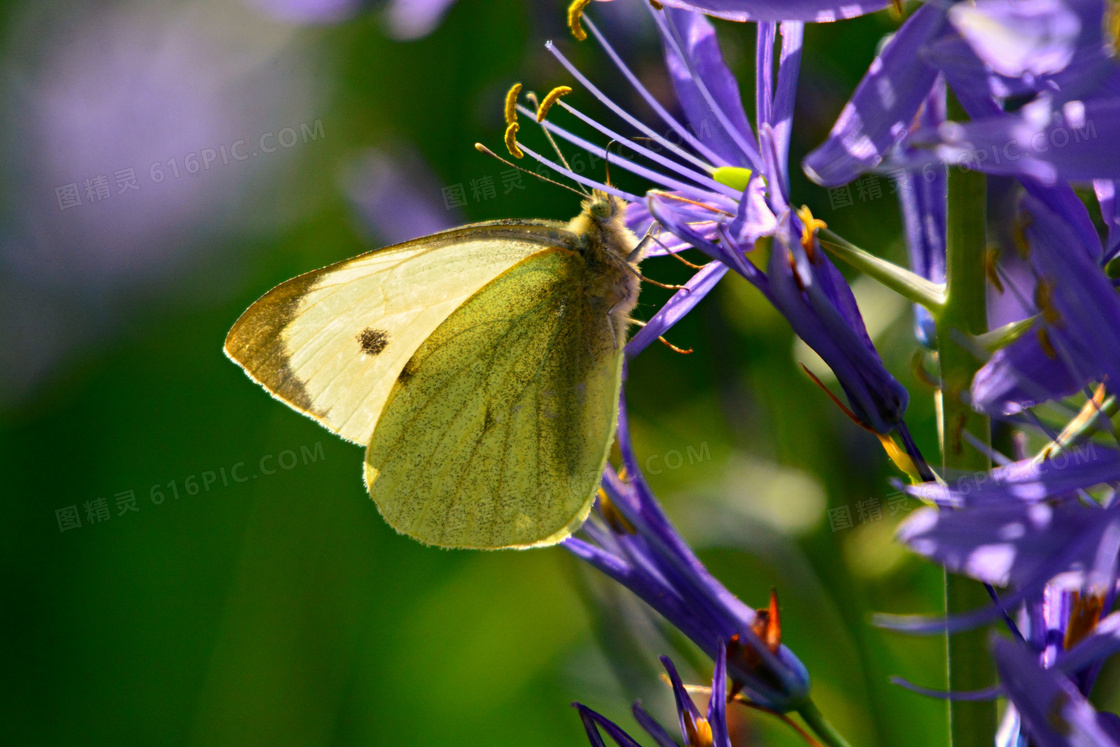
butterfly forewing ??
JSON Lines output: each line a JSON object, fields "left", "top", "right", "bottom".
{"left": 224, "top": 221, "right": 575, "bottom": 445}
{"left": 364, "top": 248, "right": 624, "bottom": 549}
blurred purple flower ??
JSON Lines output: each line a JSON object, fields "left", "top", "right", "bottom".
{"left": 250, "top": 0, "right": 457, "bottom": 38}
{"left": 341, "top": 146, "right": 459, "bottom": 244}
{"left": 0, "top": 1, "right": 322, "bottom": 406}
{"left": 565, "top": 399, "right": 811, "bottom": 712}
{"left": 575, "top": 651, "right": 732, "bottom": 747}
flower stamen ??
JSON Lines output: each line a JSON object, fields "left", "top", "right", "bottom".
{"left": 796, "top": 205, "right": 827, "bottom": 263}
{"left": 536, "top": 86, "right": 573, "bottom": 122}
{"left": 597, "top": 488, "right": 636, "bottom": 534}
{"left": 1064, "top": 591, "right": 1106, "bottom": 650}
{"left": 504, "top": 121, "right": 523, "bottom": 159}
{"left": 504, "top": 82, "right": 521, "bottom": 125}
{"left": 567, "top": 0, "right": 592, "bottom": 41}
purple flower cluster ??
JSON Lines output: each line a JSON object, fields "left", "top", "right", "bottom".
{"left": 501, "top": 1, "right": 1120, "bottom": 744}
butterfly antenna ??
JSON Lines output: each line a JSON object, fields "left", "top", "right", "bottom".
{"left": 527, "top": 89, "right": 592, "bottom": 196}
{"left": 474, "top": 144, "right": 589, "bottom": 199}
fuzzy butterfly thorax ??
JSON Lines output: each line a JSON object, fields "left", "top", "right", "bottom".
{"left": 568, "top": 191, "right": 642, "bottom": 342}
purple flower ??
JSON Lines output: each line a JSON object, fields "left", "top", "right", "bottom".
{"left": 564, "top": 400, "right": 811, "bottom": 711}
{"left": 654, "top": 0, "right": 891, "bottom": 23}
{"left": 903, "top": 443, "right": 1120, "bottom": 509}
{"left": 575, "top": 651, "right": 732, "bottom": 747}
{"left": 803, "top": 0, "right": 1120, "bottom": 185}
{"left": 994, "top": 636, "right": 1120, "bottom": 747}
{"left": 894, "top": 81, "right": 947, "bottom": 348}
{"left": 971, "top": 195, "right": 1120, "bottom": 415}
{"left": 519, "top": 7, "right": 908, "bottom": 431}
{"left": 887, "top": 474, "right": 1120, "bottom": 633}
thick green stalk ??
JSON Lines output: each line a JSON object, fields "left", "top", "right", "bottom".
{"left": 937, "top": 94, "right": 997, "bottom": 747}
{"left": 797, "top": 698, "right": 854, "bottom": 747}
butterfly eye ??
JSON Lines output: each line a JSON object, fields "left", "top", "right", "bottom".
{"left": 589, "top": 199, "right": 611, "bottom": 220}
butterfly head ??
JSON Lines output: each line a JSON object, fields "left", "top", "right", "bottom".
{"left": 585, "top": 190, "right": 628, "bottom": 225}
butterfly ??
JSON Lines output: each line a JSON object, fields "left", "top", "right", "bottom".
{"left": 224, "top": 189, "right": 644, "bottom": 549}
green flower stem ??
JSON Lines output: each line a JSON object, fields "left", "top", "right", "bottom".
{"left": 938, "top": 93, "right": 997, "bottom": 747}
{"left": 796, "top": 698, "right": 854, "bottom": 747}
{"left": 818, "top": 230, "right": 946, "bottom": 312}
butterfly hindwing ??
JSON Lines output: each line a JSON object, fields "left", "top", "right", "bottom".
{"left": 364, "top": 247, "right": 624, "bottom": 549}
{"left": 224, "top": 221, "right": 575, "bottom": 445}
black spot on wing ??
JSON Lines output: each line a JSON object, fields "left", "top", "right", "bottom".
{"left": 358, "top": 327, "right": 389, "bottom": 356}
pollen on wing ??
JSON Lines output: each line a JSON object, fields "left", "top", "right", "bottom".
{"left": 504, "top": 121, "right": 524, "bottom": 159}
{"left": 358, "top": 327, "right": 389, "bottom": 356}
{"left": 536, "top": 85, "right": 572, "bottom": 122}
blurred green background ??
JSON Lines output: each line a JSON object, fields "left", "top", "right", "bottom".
{"left": 0, "top": 1, "right": 994, "bottom": 744}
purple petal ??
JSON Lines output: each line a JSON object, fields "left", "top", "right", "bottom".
{"left": 802, "top": 5, "right": 947, "bottom": 186}
{"left": 661, "top": 655, "right": 705, "bottom": 740}
{"left": 626, "top": 260, "right": 729, "bottom": 358}
{"left": 575, "top": 704, "right": 647, "bottom": 747}
{"left": 767, "top": 217, "right": 910, "bottom": 432}
{"left": 903, "top": 444, "right": 1120, "bottom": 508}
{"left": 993, "top": 636, "right": 1120, "bottom": 747}
{"left": 708, "top": 644, "right": 732, "bottom": 747}
{"left": 894, "top": 80, "right": 947, "bottom": 347}
{"left": 656, "top": 0, "right": 891, "bottom": 23}
{"left": 769, "top": 22, "right": 804, "bottom": 191}
{"left": 1095, "top": 179, "right": 1120, "bottom": 262}
{"left": 631, "top": 704, "right": 680, "bottom": 747}
{"left": 972, "top": 194, "right": 1120, "bottom": 412}
{"left": 949, "top": 0, "right": 1083, "bottom": 79}
{"left": 1056, "top": 611, "right": 1120, "bottom": 675}
{"left": 926, "top": 80, "right": 1120, "bottom": 182}
{"left": 896, "top": 500, "right": 1110, "bottom": 587}
{"left": 656, "top": 8, "right": 758, "bottom": 167}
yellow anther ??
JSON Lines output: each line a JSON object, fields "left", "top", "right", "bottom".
{"left": 1041, "top": 383, "right": 1108, "bottom": 460}
{"left": 536, "top": 86, "right": 572, "bottom": 122}
{"left": 1107, "top": 0, "right": 1120, "bottom": 51}
{"left": 1064, "top": 591, "right": 1105, "bottom": 650}
{"left": 504, "top": 83, "right": 522, "bottom": 126}
{"left": 1035, "top": 278, "right": 1061, "bottom": 324}
{"left": 648, "top": 0, "right": 663, "bottom": 9}
{"left": 796, "top": 205, "right": 827, "bottom": 262}
{"left": 1037, "top": 328, "right": 1058, "bottom": 359}
{"left": 877, "top": 433, "right": 923, "bottom": 484}
{"left": 711, "top": 166, "right": 753, "bottom": 192}
{"left": 568, "top": 0, "right": 592, "bottom": 41}
{"left": 984, "top": 247, "right": 1004, "bottom": 293}
{"left": 690, "top": 717, "right": 714, "bottom": 747}
{"left": 597, "top": 489, "right": 636, "bottom": 534}
{"left": 504, "top": 121, "right": 523, "bottom": 159}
